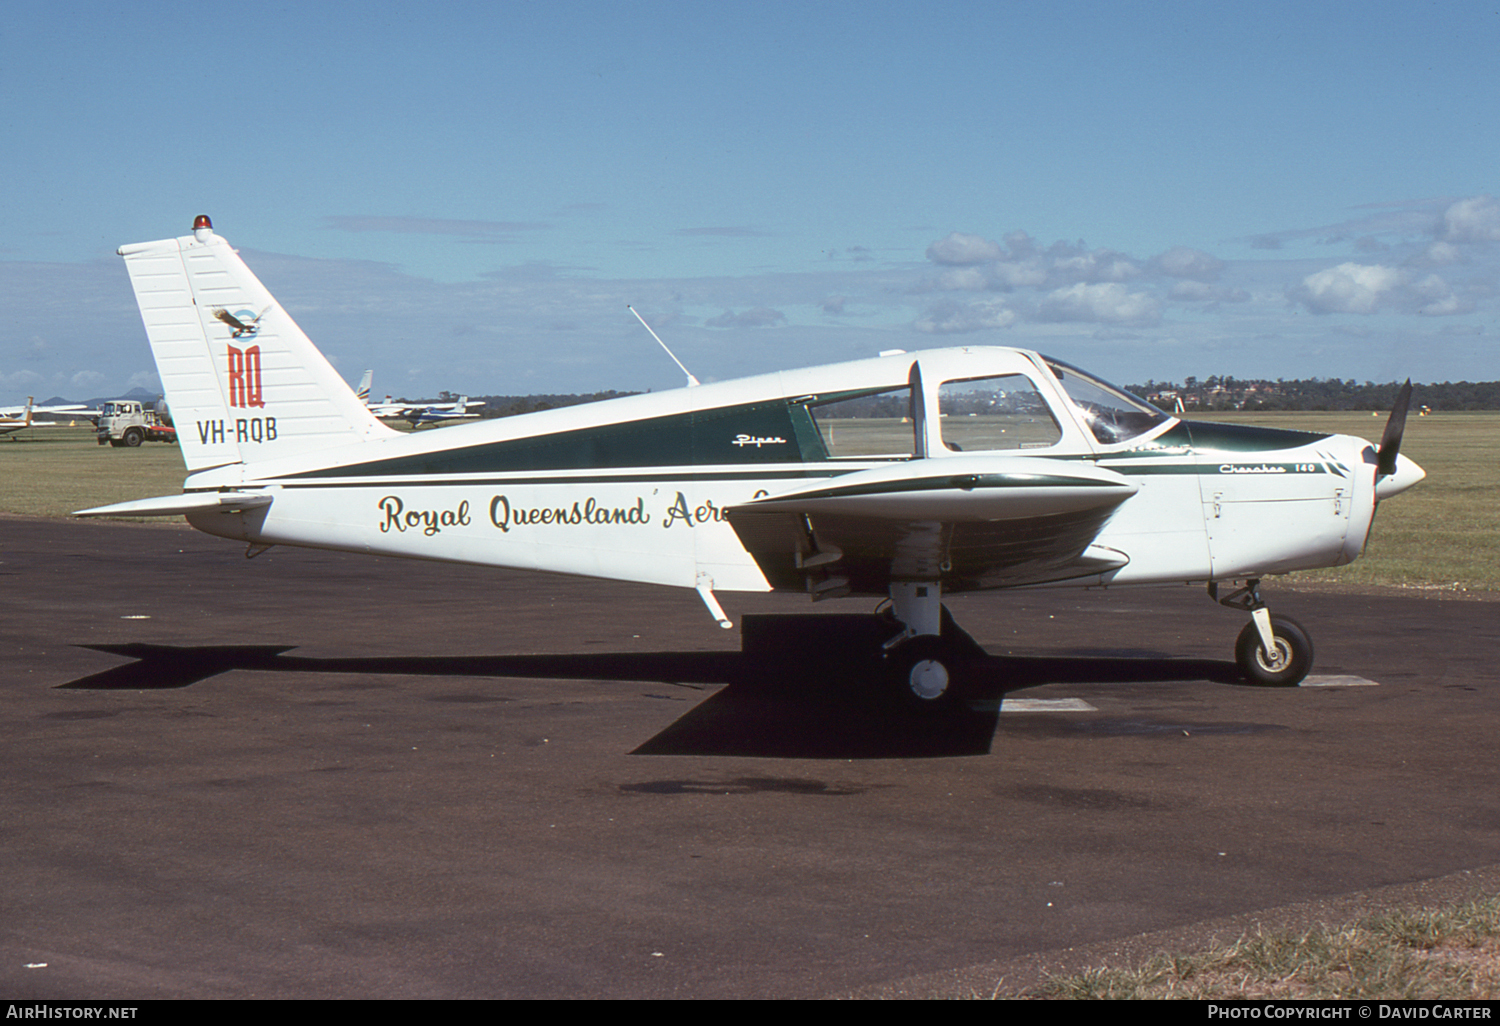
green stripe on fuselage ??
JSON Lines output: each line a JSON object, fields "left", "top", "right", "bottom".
{"left": 290, "top": 399, "right": 829, "bottom": 479}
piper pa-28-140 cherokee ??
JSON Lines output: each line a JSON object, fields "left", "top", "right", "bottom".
{"left": 76, "top": 216, "right": 1425, "bottom": 707}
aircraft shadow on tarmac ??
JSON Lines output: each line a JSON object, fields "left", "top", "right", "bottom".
{"left": 58, "top": 614, "right": 1248, "bottom": 759}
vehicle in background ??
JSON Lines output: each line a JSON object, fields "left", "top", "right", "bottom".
{"left": 96, "top": 399, "right": 177, "bottom": 447}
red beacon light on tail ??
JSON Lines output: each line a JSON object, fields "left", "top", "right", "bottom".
{"left": 192, "top": 214, "right": 214, "bottom": 243}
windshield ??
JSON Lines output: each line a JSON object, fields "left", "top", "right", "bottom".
{"left": 1043, "top": 357, "right": 1171, "bottom": 445}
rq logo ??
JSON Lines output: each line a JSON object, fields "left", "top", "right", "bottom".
{"left": 227, "top": 344, "right": 265, "bottom": 409}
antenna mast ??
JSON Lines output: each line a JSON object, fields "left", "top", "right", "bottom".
{"left": 628, "top": 305, "right": 700, "bottom": 388}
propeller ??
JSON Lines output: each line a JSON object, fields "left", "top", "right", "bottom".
{"left": 1375, "top": 379, "right": 1412, "bottom": 479}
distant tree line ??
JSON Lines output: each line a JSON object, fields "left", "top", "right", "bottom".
{"left": 421, "top": 378, "right": 1500, "bottom": 417}
{"left": 1123, "top": 376, "right": 1500, "bottom": 412}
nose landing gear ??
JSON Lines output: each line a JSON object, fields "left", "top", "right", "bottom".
{"left": 1213, "top": 579, "right": 1314, "bottom": 686}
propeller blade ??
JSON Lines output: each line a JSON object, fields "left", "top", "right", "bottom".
{"left": 1376, "top": 379, "right": 1412, "bottom": 478}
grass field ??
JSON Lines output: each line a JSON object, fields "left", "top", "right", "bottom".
{"left": 1022, "top": 892, "right": 1500, "bottom": 1000}
{"left": 3, "top": 413, "right": 1495, "bottom": 591}
{"left": 1, "top": 425, "right": 185, "bottom": 517}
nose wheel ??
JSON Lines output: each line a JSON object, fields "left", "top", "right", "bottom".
{"left": 1234, "top": 613, "right": 1313, "bottom": 686}
{"left": 1214, "top": 580, "right": 1315, "bottom": 686}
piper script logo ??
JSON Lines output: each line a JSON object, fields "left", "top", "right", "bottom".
{"left": 227, "top": 344, "right": 265, "bottom": 408}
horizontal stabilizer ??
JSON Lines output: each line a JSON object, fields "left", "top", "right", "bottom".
{"left": 73, "top": 492, "right": 273, "bottom": 518}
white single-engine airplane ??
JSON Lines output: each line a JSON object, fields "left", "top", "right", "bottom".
{"left": 0, "top": 398, "right": 93, "bottom": 436}
{"left": 76, "top": 217, "right": 1425, "bottom": 705}
{"left": 355, "top": 371, "right": 485, "bottom": 423}
{"left": 2, "top": 398, "right": 95, "bottom": 435}
{"left": 404, "top": 396, "right": 483, "bottom": 428}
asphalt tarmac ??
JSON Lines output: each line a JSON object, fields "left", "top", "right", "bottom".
{"left": 3, "top": 515, "right": 1497, "bottom": 999}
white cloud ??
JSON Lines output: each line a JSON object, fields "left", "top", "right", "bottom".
{"left": 925, "top": 232, "right": 1003, "bottom": 265}
{"left": 1170, "top": 281, "right": 1216, "bottom": 301}
{"left": 1154, "top": 246, "right": 1223, "bottom": 282}
{"left": 1291, "top": 262, "right": 1405, "bottom": 314}
{"left": 1423, "top": 241, "right": 1462, "bottom": 266}
{"left": 126, "top": 371, "right": 162, "bottom": 392}
{"left": 1002, "top": 230, "right": 1038, "bottom": 258}
{"left": 1, "top": 369, "right": 43, "bottom": 390}
{"left": 1051, "top": 250, "right": 1141, "bottom": 283}
{"left": 1037, "top": 282, "right": 1160, "bottom": 325}
{"left": 914, "top": 299, "right": 1017, "bottom": 334}
{"left": 934, "top": 267, "right": 990, "bottom": 291}
{"left": 1411, "top": 274, "right": 1471, "bottom": 316}
{"left": 1170, "top": 281, "right": 1250, "bottom": 304}
{"left": 704, "top": 307, "right": 786, "bottom": 328}
{"left": 1441, "top": 195, "right": 1500, "bottom": 243}
{"left": 990, "top": 260, "right": 1049, "bottom": 288}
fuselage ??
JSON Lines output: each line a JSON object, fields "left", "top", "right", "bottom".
{"left": 176, "top": 346, "right": 1422, "bottom": 597}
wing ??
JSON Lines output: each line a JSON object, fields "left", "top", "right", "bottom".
{"left": 725, "top": 455, "right": 1138, "bottom": 597}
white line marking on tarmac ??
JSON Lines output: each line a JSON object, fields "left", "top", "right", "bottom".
{"left": 977, "top": 678, "right": 1375, "bottom": 712}
{"left": 987, "top": 698, "right": 1099, "bottom": 712}
{"left": 1300, "top": 675, "right": 1379, "bottom": 687}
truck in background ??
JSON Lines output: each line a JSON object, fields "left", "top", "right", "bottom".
{"left": 96, "top": 399, "right": 177, "bottom": 447}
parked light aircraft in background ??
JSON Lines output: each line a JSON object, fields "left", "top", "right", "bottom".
{"left": 0, "top": 399, "right": 40, "bottom": 437}
{"left": 0, "top": 398, "right": 96, "bottom": 436}
{"left": 356, "top": 371, "right": 485, "bottom": 424}
{"left": 2, "top": 398, "right": 97, "bottom": 429}
{"left": 404, "top": 396, "right": 482, "bottom": 428}
{"left": 76, "top": 217, "right": 1425, "bottom": 706}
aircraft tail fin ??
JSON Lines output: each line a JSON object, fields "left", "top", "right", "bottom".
{"left": 116, "top": 216, "right": 396, "bottom": 473}
{"left": 356, "top": 369, "right": 373, "bottom": 403}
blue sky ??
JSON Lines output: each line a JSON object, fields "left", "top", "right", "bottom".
{"left": 4, "top": 0, "right": 1500, "bottom": 405}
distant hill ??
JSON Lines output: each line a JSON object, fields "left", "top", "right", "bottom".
{"left": 33, "top": 387, "right": 159, "bottom": 408}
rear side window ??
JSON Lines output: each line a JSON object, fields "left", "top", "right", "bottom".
{"left": 804, "top": 387, "right": 915, "bottom": 458}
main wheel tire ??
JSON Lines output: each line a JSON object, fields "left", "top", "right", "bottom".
{"left": 1235, "top": 614, "right": 1313, "bottom": 686}
{"left": 888, "top": 635, "right": 961, "bottom": 710}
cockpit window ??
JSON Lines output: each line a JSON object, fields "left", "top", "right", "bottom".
{"left": 937, "top": 375, "right": 1062, "bottom": 451}
{"left": 1043, "top": 357, "right": 1171, "bottom": 445}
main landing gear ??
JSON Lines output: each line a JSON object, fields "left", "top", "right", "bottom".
{"left": 880, "top": 581, "right": 981, "bottom": 710}
{"left": 1212, "top": 579, "right": 1314, "bottom": 686}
